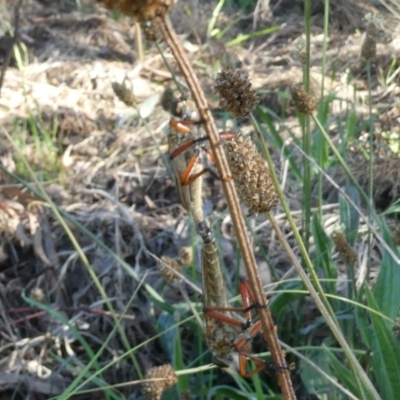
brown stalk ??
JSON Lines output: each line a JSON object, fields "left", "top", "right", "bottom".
{"left": 158, "top": 16, "right": 295, "bottom": 399}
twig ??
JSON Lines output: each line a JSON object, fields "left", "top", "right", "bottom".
{"left": 158, "top": 15, "right": 296, "bottom": 399}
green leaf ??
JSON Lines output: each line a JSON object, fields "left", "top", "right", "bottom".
{"left": 324, "top": 347, "right": 359, "bottom": 397}
{"left": 339, "top": 185, "right": 360, "bottom": 246}
{"left": 373, "top": 221, "right": 400, "bottom": 319}
{"left": 366, "top": 288, "right": 400, "bottom": 399}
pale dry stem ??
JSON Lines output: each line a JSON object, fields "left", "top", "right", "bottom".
{"left": 158, "top": 15, "right": 295, "bottom": 399}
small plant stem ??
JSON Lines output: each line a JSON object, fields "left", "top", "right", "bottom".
{"left": 302, "top": 0, "right": 312, "bottom": 253}
{"left": 159, "top": 16, "right": 296, "bottom": 399}
{"left": 135, "top": 22, "right": 144, "bottom": 64}
{"left": 318, "top": 0, "right": 330, "bottom": 219}
{"left": 367, "top": 60, "right": 373, "bottom": 279}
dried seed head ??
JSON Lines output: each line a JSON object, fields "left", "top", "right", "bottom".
{"left": 99, "top": 0, "right": 176, "bottom": 22}
{"left": 111, "top": 81, "right": 136, "bottom": 107}
{"left": 142, "top": 364, "right": 177, "bottom": 400}
{"left": 161, "top": 86, "right": 175, "bottom": 113}
{"left": 214, "top": 69, "right": 259, "bottom": 117}
{"left": 177, "top": 246, "right": 193, "bottom": 266}
{"left": 142, "top": 20, "right": 162, "bottom": 41}
{"left": 159, "top": 256, "right": 182, "bottom": 283}
{"left": 290, "top": 83, "right": 317, "bottom": 115}
{"left": 223, "top": 135, "right": 278, "bottom": 214}
{"left": 30, "top": 287, "right": 44, "bottom": 302}
{"left": 332, "top": 232, "right": 357, "bottom": 268}
{"left": 361, "top": 14, "right": 382, "bottom": 61}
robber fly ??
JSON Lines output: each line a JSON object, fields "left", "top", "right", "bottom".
{"left": 197, "top": 220, "right": 284, "bottom": 377}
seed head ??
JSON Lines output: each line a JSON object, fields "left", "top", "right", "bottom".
{"left": 30, "top": 287, "right": 44, "bottom": 302}
{"left": 159, "top": 256, "right": 182, "bottom": 283}
{"left": 142, "top": 21, "right": 162, "bottom": 41}
{"left": 290, "top": 83, "right": 317, "bottom": 115}
{"left": 141, "top": 364, "right": 177, "bottom": 400}
{"left": 177, "top": 246, "right": 193, "bottom": 266}
{"left": 361, "top": 14, "right": 382, "bottom": 61}
{"left": 223, "top": 135, "right": 278, "bottom": 214}
{"left": 214, "top": 69, "right": 259, "bottom": 118}
{"left": 111, "top": 81, "right": 136, "bottom": 107}
{"left": 160, "top": 86, "right": 175, "bottom": 113}
{"left": 332, "top": 232, "right": 357, "bottom": 268}
{"left": 99, "top": 0, "right": 176, "bottom": 22}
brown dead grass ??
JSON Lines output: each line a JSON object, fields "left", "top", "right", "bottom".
{"left": 0, "top": 0, "right": 399, "bottom": 398}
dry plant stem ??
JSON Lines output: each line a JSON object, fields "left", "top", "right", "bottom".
{"left": 159, "top": 16, "right": 295, "bottom": 399}
{"left": 135, "top": 22, "right": 144, "bottom": 64}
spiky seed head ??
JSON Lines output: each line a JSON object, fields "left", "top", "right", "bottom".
{"left": 99, "top": 0, "right": 176, "bottom": 22}
{"left": 159, "top": 256, "right": 182, "bottom": 283}
{"left": 332, "top": 232, "right": 357, "bottom": 268}
{"left": 214, "top": 69, "right": 259, "bottom": 118}
{"left": 290, "top": 83, "right": 317, "bottom": 115}
{"left": 177, "top": 246, "right": 193, "bottom": 266}
{"left": 111, "top": 81, "right": 136, "bottom": 107}
{"left": 223, "top": 135, "right": 278, "bottom": 214}
{"left": 160, "top": 86, "right": 175, "bottom": 112}
{"left": 142, "top": 21, "right": 162, "bottom": 41}
{"left": 361, "top": 14, "right": 382, "bottom": 61}
{"left": 142, "top": 364, "right": 177, "bottom": 400}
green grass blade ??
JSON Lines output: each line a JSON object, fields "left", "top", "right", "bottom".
{"left": 366, "top": 287, "right": 400, "bottom": 399}
{"left": 373, "top": 221, "right": 400, "bottom": 319}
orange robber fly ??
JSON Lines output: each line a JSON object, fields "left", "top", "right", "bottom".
{"left": 168, "top": 98, "right": 236, "bottom": 187}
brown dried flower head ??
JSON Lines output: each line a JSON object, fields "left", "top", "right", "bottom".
{"left": 142, "top": 21, "right": 162, "bottom": 41}
{"left": 100, "top": 0, "right": 176, "bottom": 22}
{"left": 214, "top": 69, "right": 259, "bottom": 117}
{"left": 159, "top": 256, "right": 182, "bottom": 283}
{"left": 160, "top": 86, "right": 175, "bottom": 113}
{"left": 290, "top": 83, "right": 317, "bottom": 115}
{"left": 111, "top": 80, "right": 136, "bottom": 107}
{"left": 361, "top": 13, "right": 382, "bottom": 61}
{"left": 332, "top": 231, "right": 357, "bottom": 268}
{"left": 142, "top": 364, "right": 177, "bottom": 400}
{"left": 223, "top": 135, "right": 278, "bottom": 214}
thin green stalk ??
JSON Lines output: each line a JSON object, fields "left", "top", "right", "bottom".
{"left": 318, "top": 0, "right": 330, "bottom": 220}
{"left": 302, "top": 0, "right": 312, "bottom": 252}
{"left": 367, "top": 59, "right": 373, "bottom": 280}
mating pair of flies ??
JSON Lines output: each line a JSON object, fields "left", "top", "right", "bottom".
{"left": 167, "top": 99, "right": 290, "bottom": 378}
